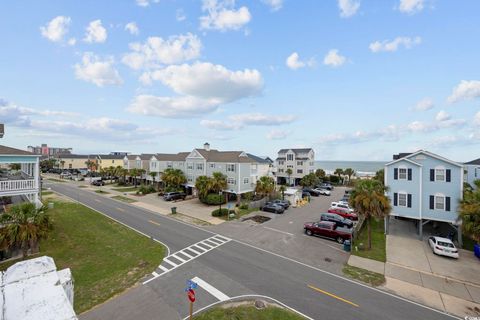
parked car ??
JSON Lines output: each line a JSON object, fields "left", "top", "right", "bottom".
{"left": 304, "top": 221, "right": 352, "bottom": 243}
{"left": 302, "top": 191, "right": 312, "bottom": 198}
{"left": 317, "top": 183, "right": 334, "bottom": 190}
{"left": 303, "top": 188, "right": 321, "bottom": 197}
{"left": 163, "top": 192, "right": 186, "bottom": 201}
{"left": 261, "top": 203, "right": 285, "bottom": 214}
{"left": 327, "top": 207, "right": 358, "bottom": 221}
{"left": 428, "top": 236, "right": 459, "bottom": 259}
{"left": 331, "top": 202, "right": 354, "bottom": 213}
{"left": 320, "top": 213, "right": 353, "bottom": 228}
{"left": 91, "top": 180, "right": 105, "bottom": 186}
{"left": 314, "top": 188, "right": 331, "bottom": 196}
{"left": 267, "top": 199, "right": 290, "bottom": 209}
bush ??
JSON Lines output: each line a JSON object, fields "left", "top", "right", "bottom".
{"left": 136, "top": 185, "right": 156, "bottom": 195}
{"left": 202, "top": 193, "right": 226, "bottom": 205}
{"left": 329, "top": 175, "right": 340, "bottom": 184}
{"left": 239, "top": 203, "right": 249, "bottom": 210}
{"left": 211, "top": 208, "right": 229, "bottom": 217}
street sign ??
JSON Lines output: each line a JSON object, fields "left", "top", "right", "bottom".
{"left": 187, "top": 289, "right": 195, "bottom": 303}
{"left": 185, "top": 279, "right": 198, "bottom": 291}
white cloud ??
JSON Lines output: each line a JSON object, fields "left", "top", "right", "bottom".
{"left": 176, "top": 9, "right": 187, "bottom": 21}
{"left": 67, "top": 38, "right": 76, "bottom": 46}
{"left": 122, "top": 33, "right": 201, "bottom": 70}
{"left": 200, "top": 0, "right": 251, "bottom": 32}
{"left": 323, "top": 49, "right": 346, "bottom": 67}
{"left": 262, "top": 0, "right": 283, "bottom": 11}
{"left": 286, "top": 52, "right": 315, "bottom": 70}
{"left": 435, "top": 110, "right": 451, "bottom": 122}
{"left": 369, "top": 36, "right": 421, "bottom": 53}
{"left": 407, "top": 120, "right": 435, "bottom": 132}
{"left": 125, "top": 22, "right": 139, "bottom": 35}
{"left": 40, "top": 16, "right": 71, "bottom": 43}
{"left": 74, "top": 53, "right": 123, "bottom": 87}
{"left": 128, "top": 95, "right": 219, "bottom": 118}
{"left": 474, "top": 111, "right": 480, "bottom": 126}
{"left": 200, "top": 120, "right": 242, "bottom": 130}
{"left": 447, "top": 80, "right": 480, "bottom": 103}
{"left": 398, "top": 0, "right": 424, "bottom": 14}
{"left": 338, "top": 0, "right": 360, "bottom": 18}
{"left": 413, "top": 97, "right": 434, "bottom": 111}
{"left": 84, "top": 20, "right": 107, "bottom": 43}
{"left": 136, "top": 0, "right": 159, "bottom": 7}
{"left": 141, "top": 62, "right": 263, "bottom": 103}
{"left": 266, "top": 129, "right": 289, "bottom": 140}
{"left": 229, "top": 113, "right": 296, "bottom": 126}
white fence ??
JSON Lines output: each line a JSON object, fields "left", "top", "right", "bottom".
{"left": 0, "top": 179, "right": 36, "bottom": 192}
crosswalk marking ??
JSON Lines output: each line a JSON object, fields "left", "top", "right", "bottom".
{"left": 191, "top": 276, "right": 230, "bottom": 302}
{"left": 144, "top": 234, "right": 231, "bottom": 284}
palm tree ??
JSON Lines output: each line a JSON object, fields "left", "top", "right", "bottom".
{"left": 9, "top": 163, "right": 21, "bottom": 171}
{"left": 459, "top": 180, "right": 480, "bottom": 245}
{"left": 149, "top": 172, "right": 158, "bottom": 189}
{"left": 85, "top": 160, "right": 97, "bottom": 172}
{"left": 195, "top": 176, "right": 211, "bottom": 200}
{"left": 129, "top": 168, "right": 139, "bottom": 187}
{"left": 138, "top": 169, "right": 146, "bottom": 185}
{"left": 209, "top": 172, "right": 228, "bottom": 193}
{"left": 1, "top": 202, "right": 51, "bottom": 258}
{"left": 279, "top": 185, "right": 287, "bottom": 200}
{"left": 120, "top": 168, "right": 129, "bottom": 184}
{"left": 286, "top": 168, "right": 293, "bottom": 185}
{"left": 374, "top": 169, "right": 385, "bottom": 185}
{"left": 162, "top": 168, "right": 187, "bottom": 191}
{"left": 315, "top": 169, "right": 326, "bottom": 179}
{"left": 60, "top": 161, "right": 65, "bottom": 169}
{"left": 344, "top": 168, "right": 355, "bottom": 183}
{"left": 334, "top": 168, "right": 344, "bottom": 184}
{"left": 255, "top": 176, "right": 275, "bottom": 199}
{"left": 300, "top": 173, "right": 318, "bottom": 188}
{"left": 349, "top": 180, "right": 391, "bottom": 250}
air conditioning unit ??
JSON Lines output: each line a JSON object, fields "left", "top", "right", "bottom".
{"left": 0, "top": 124, "right": 4, "bottom": 138}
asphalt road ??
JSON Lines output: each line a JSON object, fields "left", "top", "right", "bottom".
{"left": 47, "top": 182, "right": 457, "bottom": 320}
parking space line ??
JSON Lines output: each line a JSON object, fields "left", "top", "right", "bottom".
{"left": 158, "top": 265, "right": 169, "bottom": 273}
{"left": 152, "top": 271, "right": 159, "bottom": 277}
{"left": 263, "top": 226, "right": 294, "bottom": 236}
{"left": 191, "top": 276, "right": 230, "bottom": 302}
{"left": 308, "top": 284, "right": 359, "bottom": 307}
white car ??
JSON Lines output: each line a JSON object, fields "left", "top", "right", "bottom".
{"left": 330, "top": 202, "right": 354, "bottom": 213}
{"left": 314, "top": 188, "right": 331, "bottom": 196}
{"left": 428, "top": 236, "right": 459, "bottom": 259}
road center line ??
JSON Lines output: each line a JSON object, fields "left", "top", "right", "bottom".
{"left": 149, "top": 220, "right": 161, "bottom": 226}
{"left": 263, "top": 226, "right": 294, "bottom": 236}
{"left": 308, "top": 284, "right": 359, "bottom": 307}
{"left": 191, "top": 276, "right": 230, "bottom": 302}
{"left": 116, "top": 207, "right": 125, "bottom": 212}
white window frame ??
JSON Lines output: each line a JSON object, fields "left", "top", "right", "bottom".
{"left": 210, "top": 163, "right": 215, "bottom": 169}
{"left": 435, "top": 167, "right": 445, "bottom": 182}
{"left": 167, "top": 161, "right": 173, "bottom": 168}
{"left": 287, "top": 154, "right": 294, "bottom": 161}
{"left": 297, "top": 161, "right": 303, "bottom": 166}
{"left": 187, "top": 175, "right": 193, "bottom": 183}
{"left": 243, "top": 177, "right": 249, "bottom": 184}
{"left": 278, "top": 168, "right": 284, "bottom": 173}
{"left": 398, "top": 167, "right": 407, "bottom": 180}
{"left": 187, "top": 163, "right": 193, "bottom": 170}
{"left": 196, "top": 163, "right": 203, "bottom": 171}
{"left": 297, "top": 169, "right": 303, "bottom": 174}
{"left": 435, "top": 194, "right": 445, "bottom": 210}
{"left": 398, "top": 192, "right": 407, "bottom": 207}
{"left": 278, "top": 161, "right": 284, "bottom": 165}
{"left": 226, "top": 164, "right": 235, "bottom": 172}
{"left": 227, "top": 177, "right": 235, "bottom": 184}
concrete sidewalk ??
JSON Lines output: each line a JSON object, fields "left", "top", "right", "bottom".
{"left": 348, "top": 254, "right": 480, "bottom": 318}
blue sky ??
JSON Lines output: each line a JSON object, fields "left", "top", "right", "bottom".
{"left": 1, "top": 0, "right": 479, "bottom": 161}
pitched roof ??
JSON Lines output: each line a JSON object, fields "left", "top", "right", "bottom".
{"left": 246, "top": 153, "right": 271, "bottom": 164}
{"left": 465, "top": 158, "right": 480, "bottom": 165}
{"left": 386, "top": 150, "right": 463, "bottom": 168}
{"left": 139, "top": 153, "right": 155, "bottom": 160}
{"left": 154, "top": 152, "right": 189, "bottom": 161}
{"left": 193, "top": 149, "right": 253, "bottom": 163}
{"left": 97, "top": 154, "right": 125, "bottom": 160}
{"left": 57, "top": 154, "right": 91, "bottom": 159}
{"left": 278, "top": 148, "right": 313, "bottom": 154}
{"left": 0, "top": 145, "right": 36, "bottom": 156}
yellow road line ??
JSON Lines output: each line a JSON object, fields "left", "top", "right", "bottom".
{"left": 149, "top": 220, "right": 161, "bottom": 226}
{"left": 308, "top": 285, "right": 359, "bottom": 307}
{"left": 117, "top": 207, "right": 125, "bottom": 212}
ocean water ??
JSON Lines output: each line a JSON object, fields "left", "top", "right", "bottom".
{"left": 315, "top": 160, "right": 386, "bottom": 176}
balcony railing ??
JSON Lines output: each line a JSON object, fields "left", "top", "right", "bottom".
{"left": 0, "top": 179, "right": 36, "bottom": 192}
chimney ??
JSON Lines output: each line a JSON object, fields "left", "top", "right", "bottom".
{"left": 204, "top": 142, "right": 210, "bottom": 151}
{"left": 0, "top": 124, "right": 4, "bottom": 138}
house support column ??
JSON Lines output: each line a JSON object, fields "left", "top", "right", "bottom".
{"left": 384, "top": 215, "right": 390, "bottom": 235}
{"left": 457, "top": 224, "right": 463, "bottom": 248}
{"left": 418, "top": 219, "right": 422, "bottom": 239}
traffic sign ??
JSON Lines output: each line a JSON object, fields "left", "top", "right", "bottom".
{"left": 185, "top": 279, "right": 198, "bottom": 291}
{"left": 187, "top": 289, "right": 195, "bottom": 303}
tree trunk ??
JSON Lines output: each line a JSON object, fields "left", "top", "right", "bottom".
{"left": 22, "top": 241, "right": 28, "bottom": 258}
{"left": 367, "top": 217, "right": 372, "bottom": 250}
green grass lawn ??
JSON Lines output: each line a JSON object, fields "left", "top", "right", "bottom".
{"left": 41, "top": 191, "right": 54, "bottom": 196}
{"left": 94, "top": 189, "right": 110, "bottom": 194}
{"left": 111, "top": 186, "right": 138, "bottom": 192}
{"left": 343, "top": 265, "right": 385, "bottom": 287}
{"left": 0, "top": 201, "right": 165, "bottom": 314}
{"left": 194, "top": 305, "right": 305, "bottom": 320}
{"left": 352, "top": 218, "right": 386, "bottom": 262}
{"left": 111, "top": 195, "right": 138, "bottom": 203}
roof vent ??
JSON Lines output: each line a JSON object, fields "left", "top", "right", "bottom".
{"left": 204, "top": 142, "right": 210, "bottom": 151}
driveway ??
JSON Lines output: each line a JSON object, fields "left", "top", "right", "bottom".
{"left": 387, "top": 218, "right": 480, "bottom": 286}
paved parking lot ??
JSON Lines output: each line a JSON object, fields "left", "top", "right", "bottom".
{"left": 209, "top": 187, "right": 351, "bottom": 275}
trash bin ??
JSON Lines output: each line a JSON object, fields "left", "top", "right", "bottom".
{"left": 474, "top": 244, "right": 480, "bottom": 259}
{"left": 343, "top": 240, "right": 351, "bottom": 252}
{"left": 171, "top": 207, "right": 177, "bottom": 214}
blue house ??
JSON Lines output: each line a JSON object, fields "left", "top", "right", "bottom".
{"left": 464, "top": 158, "right": 480, "bottom": 189}
{"left": 385, "top": 150, "right": 464, "bottom": 246}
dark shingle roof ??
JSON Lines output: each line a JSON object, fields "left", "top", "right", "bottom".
{"left": 97, "top": 154, "right": 125, "bottom": 160}
{"left": 278, "top": 148, "right": 313, "bottom": 154}
{"left": 247, "top": 153, "right": 271, "bottom": 164}
{"left": 392, "top": 153, "right": 412, "bottom": 160}
{"left": 465, "top": 158, "right": 480, "bottom": 165}
{"left": 194, "top": 149, "right": 253, "bottom": 163}
{"left": 0, "top": 145, "right": 35, "bottom": 156}
{"left": 57, "top": 154, "right": 91, "bottom": 159}
{"left": 154, "top": 153, "right": 189, "bottom": 161}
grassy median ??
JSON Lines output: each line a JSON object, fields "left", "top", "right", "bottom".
{"left": 194, "top": 305, "right": 305, "bottom": 320}
{"left": 352, "top": 218, "right": 386, "bottom": 262}
{"left": 0, "top": 200, "right": 165, "bottom": 313}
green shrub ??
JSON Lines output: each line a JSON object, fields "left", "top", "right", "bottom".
{"left": 211, "top": 208, "right": 229, "bottom": 217}
{"left": 239, "top": 203, "right": 249, "bottom": 210}
{"left": 202, "top": 193, "right": 226, "bottom": 205}
{"left": 136, "top": 185, "right": 156, "bottom": 195}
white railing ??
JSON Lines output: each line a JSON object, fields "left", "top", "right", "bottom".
{"left": 0, "top": 179, "right": 36, "bottom": 192}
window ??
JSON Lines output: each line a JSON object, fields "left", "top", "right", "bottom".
{"left": 227, "top": 177, "right": 236, "bottom": 184}
{"left": 287, "top": 154, "right": 294, "bottom": 161}
{"left": 278, "top": 168, "right": 284, "bottom": 173}
{"left": 179, "top": 162, "right": 183, "bottom": 167}
{"left": 297, "top": 161, "right": 303, "bottom": 166}
{"left": 287, "top": 165, "right": 293, "bottom": 169}
{"left": 297, "top": 169, "right": 303, "bottom": 174}
{"left": 226, "top": 164, "right": 235, "bottom": 172}
{"left": 398, "top": 168, "right": 407, "bottom": 180}
{"left": 435, "top": 168, "right": 445, "bottom": 182}
{"left": 187, "top": 175, "right": 193, "bottom": 183}
{"left": 112, "top": 160, "right": 115, "bottom": 164}
{"left": 310, "top": 162, "right": 314, "bottom": 166}
{"left": 398, "top": 193, "right": 407, "bottom": 207}
{"left": 278, "top": 161, "right": 284, "bottom": 165}
{"left": 196, "top": 163, "right": 203, "bottom": 171}
{"left": 167, "top": 162, "right": 173, "bottom": 168}
{"left": 435, "top": 195, "right": 445, "bottom": 210}
{"left": 187, "top": 163, "right": 193, "bottom": 170}
{"left": 210, "top": 163, "right": 215, "bottom": 168}
{"left": 243, "top": 178, "right": 249, "bottom": 184}
{"left": 309, "top": 169, "right": 314, "bottom": 174}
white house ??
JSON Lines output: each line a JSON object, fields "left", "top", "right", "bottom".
{"left": 275, "top": 148, "right": 315, "bottom": 185}
{"left": 464, "top": 158, "right": 480, "bottom": 189}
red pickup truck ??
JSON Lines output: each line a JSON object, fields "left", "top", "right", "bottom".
{"left": 304, "top": 221, "right": 352, "bottom": 244}
{"left": 327, "top": 207, "right": 358, "bottom": 221}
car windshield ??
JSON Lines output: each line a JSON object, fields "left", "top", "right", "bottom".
{"left": 437, "top": 241, "right": 454, "bottom": 248}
